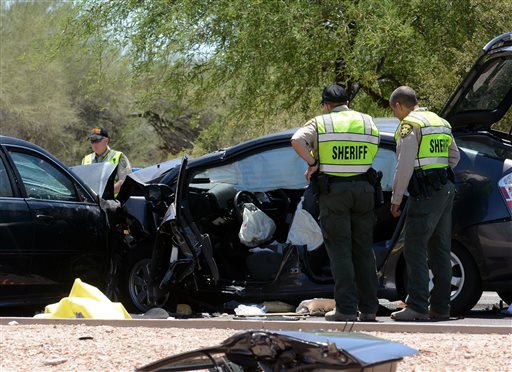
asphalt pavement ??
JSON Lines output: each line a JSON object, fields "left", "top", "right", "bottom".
{"left": 1, "top": 292, "right": 510, "bottom": 334}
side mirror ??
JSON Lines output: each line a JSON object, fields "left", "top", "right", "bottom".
{"left": 145, "top": 184, "right": 173, "bottom": 202}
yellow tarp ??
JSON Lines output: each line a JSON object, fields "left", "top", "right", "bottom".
{"left": 34, "top": 278, "right": 132, "bottom": 320}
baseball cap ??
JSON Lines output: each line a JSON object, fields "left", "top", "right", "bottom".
{"left": 89, "top": 127, "right": 109, "bottom": 141}
{"left": 321, "top": 84, "right": 349, "bottom": 104}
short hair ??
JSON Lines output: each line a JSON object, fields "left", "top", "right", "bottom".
{"left": 389, "top": 86, "right": 418, "bottom": 108}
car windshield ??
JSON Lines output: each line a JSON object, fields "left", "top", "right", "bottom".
{"left": 194, "top": 147, "right": 308, "bottom": 192}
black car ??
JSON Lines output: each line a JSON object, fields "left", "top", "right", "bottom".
{"left": 0, "top": 136, "right": 113, "bottom": 310}
{"left": 118, "top": 32, "right": 512, "bottom": 314}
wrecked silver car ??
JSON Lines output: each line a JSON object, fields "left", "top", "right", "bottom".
{"left": 136, "top": 330, "right": 417, "bottom": 371}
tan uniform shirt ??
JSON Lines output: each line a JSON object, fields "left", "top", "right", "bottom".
{"left": 391, "top": 109, "right": 460, "bottom": 205}
{"left": 291, "top": 105, "right": 351, "bottom": 158}
{"left": 115, "top": 153, "right": 132, "bottom": 182}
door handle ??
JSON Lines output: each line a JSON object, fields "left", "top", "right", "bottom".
{"left": 36, "top": 214, "right": 55, "bottom": 222}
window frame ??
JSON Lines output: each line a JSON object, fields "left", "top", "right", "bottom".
{"left": 6, "top": 146, "right": 81, "bottom": 202}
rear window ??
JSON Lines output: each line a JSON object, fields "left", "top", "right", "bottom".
{"left": 458, "top": 58, "right": 512, "bottom": 112}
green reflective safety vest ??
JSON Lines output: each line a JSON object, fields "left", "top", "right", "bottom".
{"left": 82, "top": 149, "right": 123, "bottom": 166}
{"left": 316, "top": 110, "right": 380, "bottom": 177}
{"left": 394, "top": 111, "right": 452, "bottom": 170}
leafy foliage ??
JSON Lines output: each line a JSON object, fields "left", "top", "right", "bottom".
{"left": 1, "top": 0, "right": 511, "bottom": 164}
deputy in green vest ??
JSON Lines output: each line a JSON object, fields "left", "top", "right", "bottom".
{"left": 82, "top": 127, "right": 132, "bottom": 195}
{"left": 389, "top": 86, "right": 460, "bottom": 321}
{"left": 291, "top": 84, "right": 380, "bottom": 322}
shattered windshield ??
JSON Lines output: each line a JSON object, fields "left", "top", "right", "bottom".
{"left": 194, "top": 147, "right": 308, "bottom": 192}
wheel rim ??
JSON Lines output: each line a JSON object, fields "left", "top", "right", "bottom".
{"left": 428, "top": 252, "right": 464, "bottom": 300}
{"left": 128, "top": 258, "right": 169, "bottom": 312}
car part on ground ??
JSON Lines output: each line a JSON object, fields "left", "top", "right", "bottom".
{"left": 136, "top": 330, "right": 417, "bottom": 372}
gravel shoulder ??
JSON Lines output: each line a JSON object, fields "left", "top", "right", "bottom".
{"left": 1, "top": 324, "right": 511, "bottom": 371}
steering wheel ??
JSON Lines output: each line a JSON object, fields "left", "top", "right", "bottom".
{"left": 233, "top": 190, "right": 260, "bottom": 222}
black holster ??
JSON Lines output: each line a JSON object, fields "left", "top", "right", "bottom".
{"left": 366, "top": 168, "right": 384, "bottom": 205}
{"left": 427, "top": 169, "right": 443, "bottom": 191}
{"left": 408, "top": 170, "right": 431, "bottom": 198}
{"left": 310, "top": 172, "right": 320, "bottom": 197}
{"left": 310, "top": 172, "right": 330, "bottom": 196}
{"left": 317, "top": 173, "right": 330, "bottom": 195}
{"left": 407, "top": 171, "right": 421, "bottom": 197}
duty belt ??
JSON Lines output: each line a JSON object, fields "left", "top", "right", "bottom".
{"left": 408, "top": 167, "right": 449, "bottom": 198}
{"left": 328, "top": 173, "right": 368, "bottom": 183}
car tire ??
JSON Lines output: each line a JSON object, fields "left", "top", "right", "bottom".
{"left": 445, "top": 244, "right": 482, "bottom": 315}
{"left": 119, "top": 249, "right": 169, "bottom": 313}
{"left": 497, "top": 291, "right": 512, "bottom": 305}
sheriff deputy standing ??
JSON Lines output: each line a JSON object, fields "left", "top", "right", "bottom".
{"left": 291, "top": 84, "right": 380, "bottom": 322}
{"left": 82, "top": 127, "right": 132, "bottom": 195}
{"left": 389, "top": 86, "right": 460, "bottom": 321}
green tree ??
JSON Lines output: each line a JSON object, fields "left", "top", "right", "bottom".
{"left": 0, "top": 1, "right": 78, "bottom": 158}
{"left": 74, "top": 0, "right": 511, "bottom": 115}
{"left": 0, "top": 1, "right": 166, "bottom": 165}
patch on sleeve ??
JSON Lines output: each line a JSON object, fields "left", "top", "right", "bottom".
{"left": 399, "top": 123, "right": 413, "bottom": 138}
{"left": 304, "top": 119, "right": 315, "bottom": 127}
{"left": 119, "top": 156, "right": 127, "bottom": 168}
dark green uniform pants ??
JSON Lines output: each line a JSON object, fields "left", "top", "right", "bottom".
{"left": 319, "top": 180, "right": 379, "bottom": 315}
{"left": 404, "top": 180, "right": 456, "bottom": 315}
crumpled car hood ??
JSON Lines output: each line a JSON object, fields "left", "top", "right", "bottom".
{"left": 70, "top": 162, "right": 117, "bottom": 199}
{"left": 136, "top": 329, "right": 417, "bottom": 371}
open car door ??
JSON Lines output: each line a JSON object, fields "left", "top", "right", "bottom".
{"left": 441, "top": 32, "right": 512, "bottom": 134}
{"left": 168, "top": 155, "right": 219, "bottom": 283}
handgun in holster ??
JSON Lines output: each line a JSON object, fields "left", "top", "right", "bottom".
{"left": 317, "top": 173, "right": 330, "bottom": 194}
{"left": 366, "top": 168, "right": 384, "bottom": 205}
{"left": 310, "top": 171, "right": 330, "bottom": 196}
{"left": 427, "top": 170, "right": 443, "bottom": 191}
{"left": 447, "top": 167, "right": 455, "bottom": 183}
{"left": 310, "top": 172, "right": 320, "bottom": 197}
{"left": 408, "top": 170, "right": 430, "bottom": 198}
{"left": 416, "top": 169, "right": 431, "bottom": 198}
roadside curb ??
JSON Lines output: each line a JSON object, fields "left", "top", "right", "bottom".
{"left": 1, "top": 317, "right": 510, "bottom": 334}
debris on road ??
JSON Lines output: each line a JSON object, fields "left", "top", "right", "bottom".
{"left": 136, "top": 330, "right": 417, "bottom": 371}
{"left": 296, "top": 298, "right": 335, "bottom": 316}
{"left": 34, "top": 278, "right": 131, "bottom": 320}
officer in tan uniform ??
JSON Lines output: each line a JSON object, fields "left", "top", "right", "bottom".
{"left": 291, "top": 84, "right": 380, "bottom": 322}
{"left": 389, "top": 86, "right": 460, "bottom": 321}
{"left": 82, "top": 127, "right": 132, "bottom": 195}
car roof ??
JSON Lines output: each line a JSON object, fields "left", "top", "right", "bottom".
{"left": 0, "top": 135, "right": 59, "bottom": 159}
{"left": 130, "top": 119, "right": 398, "bottom": 189}
{"left": 1, "top": 135, "right": 42, "bottom": 147}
